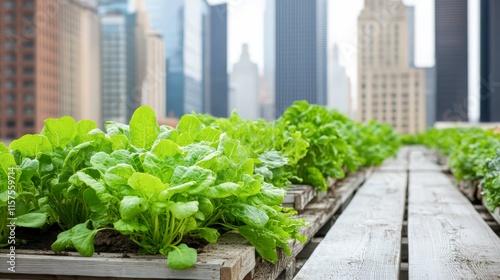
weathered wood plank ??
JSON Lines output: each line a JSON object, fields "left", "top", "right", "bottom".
{"left": 283, "top": 185, "right": 316, "bottom": 211}
{"left": 408, "top": 171, "right": 500, "bottom": 280}
{"left": 408, "top": 147, "right": 443, "bottom": 172}
{"left": 294, "top": 171, "right": 407, "bottom": 280}
{"left": 253, "top": 196, "right": 341, "bottom": 280}
{"left": 378, "top": 147, "right": 409, "bottom": 172}
{"left": 0, "top": 233, "right": 255, "bottom": 280}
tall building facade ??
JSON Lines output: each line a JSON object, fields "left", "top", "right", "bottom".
{"left": 207, "top": 3, "right": 228, "bottom": 118}
{"left": 145, "top": 0, "right": 208, "bottom": 118}
{"left": 328, "top": 44, "right": 349, "bottom": 114}
{"left": 142, "top": 30, "right": 166, "bottom": 118}
{"left": 99, "top": 0, "right": 131, "bottom": 124}
{"left": 230, "top": 44, "right": 259, "bottom": 120}
{"left": 0, "top": 0, "right": 100, "bottom": 139}
{"left": 262, "top": 0, "right": 275, "bottom": 120}
{"left": 357, "top": 0, "right": 426, "bottom": 134}
{"left": 274, "top": 0, "right": 327, "bottom": 118}
{"left": 435, "top": 0, "right": 468, "bottom": 121}
{"left": 480, "top": 0, "right": 500, "bottom": 122}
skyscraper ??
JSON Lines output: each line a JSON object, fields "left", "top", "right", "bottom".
{"left": 230, "top": 44, "right": 259, "bottom": 120}
{"left": 0, "top": 0, "right": 101, "bottom": 139}
{"left": 263, "top": 0, "right": 275, "bottom": 120}
{"left": 480, "top": 0, "right": 500, "bottom": 122}
{"left": 99, "top": 0, "right": 133, "bottom": 124}
{"left": 328, "top": 44, "right": 349, "bottom": 114}
{"left": 435, "top": 0, "right": 468, "bottom": 122}
{"left": 274, "top": 0, "right": 327, "bottom": 118}
{"left": 207, "top": 4, "right": 228, "bottom": 118}
{"left": 145, "top": 0, "right": 208, "bottom": 118}
{"left": 357, "top": 0, "right": 426, "bottom": 134}
{"left": 142, "top": 30, "right": 166, "bottom": 118}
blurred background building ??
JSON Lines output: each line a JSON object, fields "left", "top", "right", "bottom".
{"left": 357, "top": 0, "right": 426, "bottom": 134}
{"left": 230, "top": 44, "right": 259, "bottom": 120}
{"left": 328, "top": 44, "right": 349, "bottom": 115}
{"left": 273, "top": 0, "right": 327, "bottom": 118}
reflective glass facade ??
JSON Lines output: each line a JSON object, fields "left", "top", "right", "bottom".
{"left": 145, "top": 0, "right": 207, "bottom": 117}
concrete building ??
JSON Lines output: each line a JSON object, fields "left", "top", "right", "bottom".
{"left": 230, "top": 44, "right": 259, "bottom": 120}
{"left": 328, "top": 44, "right": 349, "bottom": 115}
{"left": 99, "top": 0, "right": 130, "bottom": 123}
{"left": 0, "top": 0, "right": 100, "bottom": 139}
{"left": 275, "top": 0, "right": 327, "bottom": 117}
{"left": 357, "top": 0, "right": 426, "bottom": 134}
{"left": 435, "top": 0, "right": 468, "bottom": 122}
{"left": 145, "top": 0, "right": 208, "bottom": 118}
{"left": 263, "top": 0, "right": 275, "bottom": 120}
{"left": 207, "top": 3, "right": 228, "bottom": 118}
{"left": 142, "top": 30, "right": 166, "bottom": 119}
{"left": 480, "top": 0, "right": 500, "bottom": 122}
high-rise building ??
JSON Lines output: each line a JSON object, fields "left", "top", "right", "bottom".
{"left": 60, "top": 1, "right": 101, "bottom": 125}
{"left": 435, "top": 0, "right": 468, "bottom": 122}
{"left": 274, "top": 0, "right": 327, "bottom": 118}
{"left": 480, "top": 0, "right": 500, "bottom": 122}
{"left": 230, "top": 44, "right": 259, "bottom": 120}
{"left": 145, "top": 0, "right": 208, "bottom": 118}
{"left": 328, "top": 44, "right": 349, "bottom": 114}
{"left": 407, "top": 6, "right": 415, "bottom": 68}
{"left": 142, "top": 30, "right": 166, "bottom": 118}
{"left": 99, "top": 0, "right": 132, "bottom": 124}
{"left": 424, "top": 67, "right": 436, "bottom": 127}
{"left": 263, "top": 0, "right": 275, "bottom": 120}
{"left": 357, "top": 0, "right": 426, "bottom": 134}
{"left": 0, "top": 0, "right": 101, "bottom": 139}
{"left": 207, "top": 3, "right": 228, "bottom": 118}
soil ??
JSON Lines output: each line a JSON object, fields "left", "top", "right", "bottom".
{"left": 14, "top": 225, "right": 209, "bottom": 256}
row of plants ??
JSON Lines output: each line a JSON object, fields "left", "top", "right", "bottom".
{"left": 403, "top": 127, "right": 500, "bottom": 212}
{"left": 0, "top": 101, "right": 400, "bottom": 270}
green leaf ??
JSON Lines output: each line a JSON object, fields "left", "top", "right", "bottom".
{"left": 42, "top": 116, "right": 78, "bottom": 148}
{"left": 128, "top": 172, "right": 166, "bottom": 197}
{"left": 105, "top": 121, "right": 130, "bottom": 138}
{"left": 129, "top": 106, "right": 160, "bottom": 150}
{"left": 167, "top": 244, "right": 197, "bottom": 270}
{"left": 113, "top": 219, "right": 148, "bottom": 234}
{"left": 177, "top": 115, "right": 202, "bottom": 135}
{"left": 104, "top": 164, "right": 135, "bottom": 195}
{"left": 70, "top": 223, "right": 100, "bottom": 257}
{"left": 52, "top": 230, "right": 73, "bottom": 252}
{"left": 203, "top": 182, "right": 240, "bottom": 198}
{"left": 171, "top": 166, "right": 215, "bottom": 194}
{"left": 16, "top": 213, "right": 47, "bottom": 228}
{"left": 10, "top": 135, "right": 52, "bottom": 157}
{"left": 0, "top": 142, "right": 8, "bottom": 153}
{"left": 195, "top": 127, "right": 222, "bottom": 143}
{"left": 238, "top": 226, "right": 278, "bottom": 263}
{"left": 229, "top": 203, "right": 269, "bottom": 228}
{"left": 90, "top": 152, "right": 117, "bottom": 173}
{"left": 75, "top": 120, "right": 98, "bottom": 144}
{"left": 168, "top": 201, "right": 199, "bottom": 220}
{"left": 152, "top": 140, "right": 182, "bottom": 160}
{"left": 110, "top": 134, "right": 130, "bottom": 150}
{"left": 119, "top": 196, "right": 148, "bottom": 220}
{"left": 192, "top": 228, "right": 219, "bottom": 244}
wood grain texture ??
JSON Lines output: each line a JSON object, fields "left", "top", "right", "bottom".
{"left": 0, "top": 233, "right": 254, "bottom": 280}
{"left": 407, "top": 146, "right": 443, "bottom": 172}
{"left": 294, "top": 171, "right": 407, "bottom": 280}
{"left": 377, "top": 147, "right": 409, "bottom": 172}
{"left": 483, "top": 197, "right": 500, "bottom": 226}
{"left": 283, "top": 185, "right": 316, "bottom": 210}
{"left": 408, "top": 171, "right": 500, "bottom": 280}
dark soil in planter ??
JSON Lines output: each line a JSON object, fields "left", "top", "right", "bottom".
{"left": 14, "top": 225, "right": 210, "bottom": 255}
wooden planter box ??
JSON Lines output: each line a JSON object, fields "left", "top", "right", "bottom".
{"left": 0, "top": 233, "right": 255, "bottom": 280}
{"left": 482, "top": 197, "right": 500, "bottom": 225}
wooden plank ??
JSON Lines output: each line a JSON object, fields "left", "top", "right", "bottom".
{"left": 408, "top": 171, "right": 500, "bottom": 280}
{"left": 0, "top": 233, "right": 255, "bottom": 280}
{"left": 253, "top": 196, "right": 342, "bottom": 280}
{"left": 294, "top": 171, "right": 407, "bottom": 280}
{"left": 378, "top": 147, "right": 409, "bottom": 172}
{"left": 408, "top": 147, "right": 443, "bottom": 172}
{"left": 283, "top": 185, "right": 316, "bottom": 211}
{"left": 483, "top": 197, "right": 500, "bottom": 225}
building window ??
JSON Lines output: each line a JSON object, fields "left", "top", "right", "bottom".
{"left": 23, "top": 81, "right": 34, "bottom": 88}
{"left": 23, "top": 26, "right": 35, "bottom": 36}
{"left": 6, "top": 121, "right": 16, "bottom": 128}
{"left": 5, "top": 14, "right": 14, "bottom": 22}
{"left": 24, "top": 93, "right": 34, "bottom": 102}
{"left": 5, "top": 27, "right": 14, "bottom": 35}
{"left": 5, "top": 54, "right": 15, "bottom": 62}
{"left": 23, "top": 54, "right": 34, "bottom": 61}
{"left": 23, "top": 14, "right": 34, "bottom": 22}
{"left": 5, "top": 67, "right": 15, "bottom": 76}
{"left": 4, "top": 41, "right": 15, "bottom": 49}
{"left": 5, "top": 94, "right": 16, "bottom": 102}
{"left": 4, "top": 0, "right": 14, "bottom": 9}
{"left": 23, "top": 107, "right": 34, "bottom": 115}
{"left": 24, "top": 121, "right": 34, "bottom": 128}
{"left": 23, "top": 40, "right": 34, "bottom": 48}
{"left": 6, "top": 108, "right": 16, "bottom": 116}
{"left": 24, "top": 0, "right": 34, "bottom": 8}
{"left": 5, "top": 81, "right": 15, "bottom": 89}
{"left": 23, "top": 67, "right": 34, "bottom": 75}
